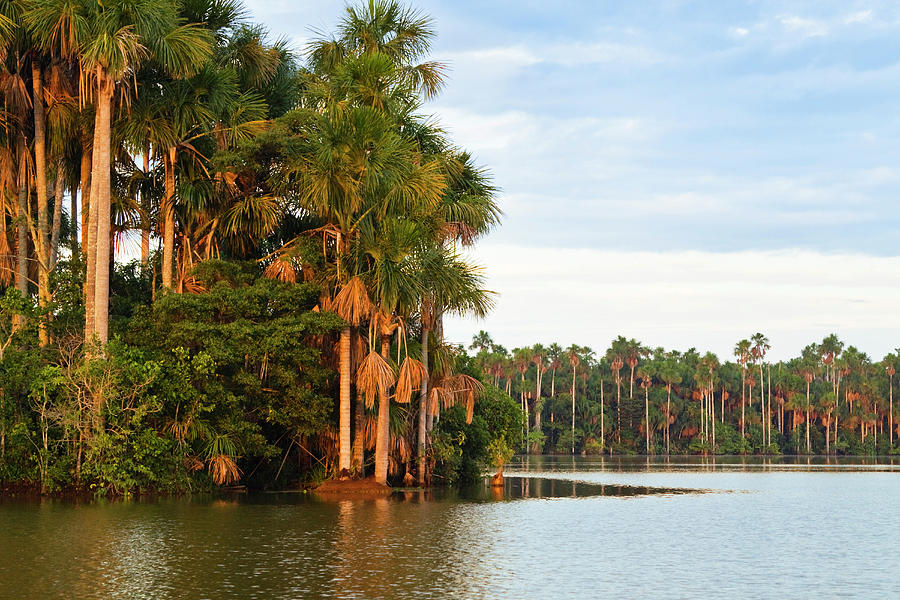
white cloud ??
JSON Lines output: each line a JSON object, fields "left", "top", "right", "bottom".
{"left": 843, "top": 10, "right": 874, "bottom": 25}
{"left": 778, "top": 15, "right": 831, "bottom": 38}
{"left": 445, "top": 245, "right": 900, "bottom": 361}
{"left": 440, "top": 40, "right": 663, "bottom": 74}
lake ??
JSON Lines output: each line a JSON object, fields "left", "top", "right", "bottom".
{"left": 2, "top": 456, "right": 899, "bottom": 599}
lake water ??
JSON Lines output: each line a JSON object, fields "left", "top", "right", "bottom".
{"left": 2, "top": 456, "right": 900, "bottom": 599}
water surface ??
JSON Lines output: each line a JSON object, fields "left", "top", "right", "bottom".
{"left": 2, "top": 456, "right": 899, "bottom": 599}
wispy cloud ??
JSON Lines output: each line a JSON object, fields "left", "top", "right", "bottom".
{"left": 441, "top": 40, "right": 664, "bottom": 72}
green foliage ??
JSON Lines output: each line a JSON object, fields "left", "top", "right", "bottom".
{"left": 432, "top": 385, "right": 522, "bottom": 485}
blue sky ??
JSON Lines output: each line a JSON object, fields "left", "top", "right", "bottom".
{"left": 245, "top": 0, "right": 900, "bottom": 360}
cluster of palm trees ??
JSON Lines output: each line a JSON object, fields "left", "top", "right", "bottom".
{"left": 1, "top": 0, "right": 500, "bottom": 487}
{"left": 471, "top": 331, "right": 900, "bottom": 455}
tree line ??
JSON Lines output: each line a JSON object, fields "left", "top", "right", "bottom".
{"left": 0, "top": 0, "right": 521, "bottom": 495}
{"left": 469, "top": 331, "right": 900, "bottom": 456}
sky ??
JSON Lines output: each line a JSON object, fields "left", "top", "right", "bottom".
{"left": 243, "top": 0, "right": 900, "bottom": 361}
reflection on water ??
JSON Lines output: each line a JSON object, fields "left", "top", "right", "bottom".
{"left": 2, "top": 457, "right": 900, "bottom": 599}
{"left": 458, "top": 476, "right": 708, "bottom": 500}
{"left": 507, "top": 454, "right": 900, "bottom": 473}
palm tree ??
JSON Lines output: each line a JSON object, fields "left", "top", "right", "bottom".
{"left": 751, "top": 333, "right": 770, "bottom": 447}
{"left": 883, "top": 353, "right": 897, "bottom": 447}
{"left": 637, "top": 367, "right": 653, "bottom": 453}
{"left": 658, "top": 360, "right": 681, "bottom": 454}
{"left": 548, "top": 343, "right": 562, "bottom": 397}
{"left": 624, "top": 338, "right": 647, "bottom": 401}
{"left": 567, "top": 345, "right": 580, "bottom": 455}
{"left": 800, "top": 364, "right": 815, "bottom": 454}
{"left": 734, "top": 339, "right": 751, "bottom": 438}
{"left": 531, "top": 345, "right": 545, "bottom": 453}
{"left": 469, "top": 330, "right": 493, "bottom": 353}
{"left": 27, "top": 0, "right": 213, "bottom": 345}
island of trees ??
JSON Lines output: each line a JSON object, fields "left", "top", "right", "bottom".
{"left": 0, "top": 0, "right": 523, "bottom": 496}
{"left": 469, "top": 331, "right": 900, "bottom": 457}
{"left": 1, "top": 0, "right": 893, "bottom": 498}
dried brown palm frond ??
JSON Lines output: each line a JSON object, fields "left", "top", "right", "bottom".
{"left": 395, "top": 357, "right": 427, "bottom": 404}
{"left": 356, "top": 350, "right": 396, "bottom": 408}
{"left": 208, "top": 454, "right": 242, "bottom": 485}
{"left": 0, "top": 233, "right": 12, "bottom": 286}
{"left": 363, "top": 411, "right": 378, "bottom": 450}
{"left": 456, "top": 375, "right": 484, "bottom": 423}
{"left": 263, "top": 254, "right": 298, "bottom": 283}
{"left": 332, "top": 276, "right": 373, "bottom": 325}
{"left": 183, "top": 455, "right": 204, "bottom": 472}
{"left": 389, "top": 432, "right": 412, "bottom": 476}
{"left": 449, "top": 374, "right": 484, "bottom": 397}
{"left": 165, "top": 417, "right": 192, "bottom": 443}
{"left": 428, "top": 383, "right": 453, "bottom": 415}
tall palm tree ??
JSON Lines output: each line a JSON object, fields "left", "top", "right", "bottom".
{"left": 751, "top": 333, "right": 770, "bottom": 447}
{"left": 27, "top": 0, "right": 213, "bottom": 345}
{"left": 800, "top": 364, "right": 815, "bottom": 454}
{"left": 883, "top": 353, "right": 897, "bottom": 447}
{"left": 531, "top": 345, "right": 545, "bottom": 453}
{"left": 659, "top": 360, "right": 681, "bottom": 454}
{"left": 734, "top": 338, "right": 751, "bottom": 438}
{"left": 567, "top": 345, "right": 580, "bottom": 455}
{"left": 637, "top": 367, "right": 653, "bottom": 453}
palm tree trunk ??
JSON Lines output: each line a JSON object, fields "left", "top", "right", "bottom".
{"left": 666, "top": 385, "right": 671, "bottom": 455}
{"left": 338, "top": 326, "right": 352, "bottom": 475}
{"left": 806, "top": 381, "right": 811, "bottom": 454}
{"left": 15, "top": 136, "right": 28, "bottom": 300}
{"left": 162, "top": 146, "right": 176, "bottom": 290}
{"left": 351, "top": 387, "right": 365, "bottom": 475}
{"left": 33, "top": 61, "right": 51, "bottom": 347}
{"left": 644, "top": 386, "right": 649, "bottom": 454}
{"left": 890, "top": 375, "right": 894, "bottom": 447}
{"left": 70, "top": 178, "right": 78, "bottom": 253}
{"left": 616, "top": 377, "right": 622, "bottom": 443}
{"left": 82, "top": 137, "right": 97, "bottom": 341}
{"left": 375, "top": 335, "right": 391, "bottom": 485}
{"left": 767, "top": 364, "right": 772, "bottom": 445}
{"left": 90, "top": 74, "right": 115, "bottom": 345}
{"left": 141, "top": 147, "right": 151, "bottom": 267}
{"left": 741, "top": 370, "right": 745, "bottom": 438}
{"left": 533, "top": 371, "right": 542, "bottom": 454}
{"left": 759, "top": 364, "right": 765, "bottom": 447}
{"left": 50, "top": 160, "right": 65, "bottom": 270}
{"left": 571, "top": 365, "right": 576, "bottom": 455}
{"left": 418, "top": 324, "right": 430, "bottom": 486}
{"left": 600, "top": 379, "right": 605, "bottom": 450}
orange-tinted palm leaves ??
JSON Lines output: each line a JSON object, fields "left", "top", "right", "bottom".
{"left": 356, "top": 350, "right": 395, "bottom": 408}
{"left": 395, "top": 356, "right": 427, "bottom": 404}
{"left": 332, "top": 276, "right": 373, "bottom": 325}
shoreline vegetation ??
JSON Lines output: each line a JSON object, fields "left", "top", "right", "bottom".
{"left": 469, "top": 331, "right": 900, "bottom": 460}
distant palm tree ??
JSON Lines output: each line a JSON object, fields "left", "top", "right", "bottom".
{"left": 637, "top": 367, "right": 653, "bottom": 453}
{"left": 751, "top": 333, "right": 770, "bottom": 447}
{"left": 883, "top": 353, "right": 897, "bottom": 446}
{"left": 734, "top": 339, "right": 751, "bottom": 438}
{"left": 800, "top": 365, "right": 815, "bottom": 454}
{"left": 567, "top": 345, "right": 580, "bottom": 455}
